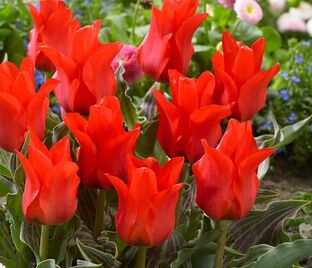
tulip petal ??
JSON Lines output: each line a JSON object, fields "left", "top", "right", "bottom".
{"left": 188, "top": 104, "right": 231, "bottom": 162}
{"left": 251, "top": 38, "right": 265, "bottom": 73}
{"left": 212, "top": 51, "right": 237, "bottom": 106}
{"left": 17, "top": 151, "right": 42, "bottom": 222}
{"left": 222, "top": 31, "right": 239, "bottom": 72}
{"left": 158, "top": 157, "right": 184, "bottom": 190}
{"left": 236, "top": 63, "right": 280, "bottom": 121}
{"left": 196, "top": 71, "right": 215, "bottom": 106}
{"left": 50, "top": 136, "right": 72, "bottom": 164}
{"left": 231, "top": 46, "right": 255, "bottom": 88}
{"left": 236, "top": 148, "right": 275, "bottom": 218}
{"left": 65, "top": 113, "right": 97, "bottom": 188}
{"left": 72, "top": 20, "right": 102, "bottom": 64}
{"left": 174, "top": 13, "right": 207, "bottom": 74}
{"left": 148, "top": 183, "right": 183, "bottom": 246}
{"left": 192, "top": 140, "right": 238, "bottom": 220}
{"left": 138, "top": 6, "right": 172, "bottom": 81}
{"left": 0, "top": 93, "right": 27, "bottom": 151}
{"left": 82, "top": 42, "right": 122, "bottom": 103}
{"left": 39, "top": 161, "right": 79, "bottom": 225}
{"left": 26, "top": 79, "right": 58, "bottom": 140}
{"left": 153, "top": 89, "right": 180, "bottom": 157}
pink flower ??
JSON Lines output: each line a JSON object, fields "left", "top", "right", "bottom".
{"left": 268, "top": 0, "right": 286, "bottom": 12}
{"left": 111, "top": 45, "right": 143, "bottom": 85}
{"left": 277, "top": 13, "right": 306, "bottom": 33}
{"left": 218, "top": 0, "right": 235, "bottom": 8}
{"left": 234, "top": 0, "right": 263, "bottom": 25}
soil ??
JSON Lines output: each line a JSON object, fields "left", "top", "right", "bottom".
{"left": 262, "top": 155, "right": 312, "bottom": 199}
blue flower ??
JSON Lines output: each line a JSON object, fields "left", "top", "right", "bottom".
{"left": 51, "top": 105, "right": 60, "bottom": 116}
{"left": 290, "top": 76, "right": 300, "bottom": 84}
{"left": 308, "top": 65, "right": 312, "bottom": 74}
{"left": 15, "top": 21, "right": 22, "bottom": 29}
{"left": 295, "top": 55, "right": 304, "bottom": 64}
{"left": 286, "top": 112, "right": 298, "bottom": 124}
{"left": 279, "top": 89, "right": 289, "bottom": 101}
{"left": 34, "top": 70, "right": 44, "bottom": 90}
{"left": 309, "top": 124, "right": 312, "bottom": 132}
{"left": 279, "top": 71, "right": 288, "bottom": 79}
{"left": 301, "top": 40, "right": 311, "bottom": 47}
{"left": 260, "top": 122, "right": 272, "bottom": 130}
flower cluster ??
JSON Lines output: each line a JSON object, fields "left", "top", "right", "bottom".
{"left": 0, "top": 0, "right": 279, "bottom": 264}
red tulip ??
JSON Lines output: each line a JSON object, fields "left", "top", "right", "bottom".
{"left": 0, "top": 57, "right": 58, "bottom": 152}
{"left": 64, "top": 96, "right": 140, "bottom": 189}
{"left": 153, "top": 70, "right": 231, "bottom": 163}
{"left": 192, "top": 119, "right": 275, "bottom": 221}
{"left": 18, "top": 134, "right": 80, "bottom": 225}
{"left": 212, "top": 31, "right": 280, "bottom": 121}
{"left": 42, "top": 20, "right": 122, "bottom": 114}
{"left": 108, "top": 155, "right": 184, "bottom": 246}
{"left": 138, "top": 0, "right": 207, "bottom": 82}
{"left": 28, "top": 0, "right": 80, "bottom": 72}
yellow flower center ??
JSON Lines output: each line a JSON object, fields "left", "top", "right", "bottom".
{"left": 246, "top": 5, "right": 254, "bottom": 14}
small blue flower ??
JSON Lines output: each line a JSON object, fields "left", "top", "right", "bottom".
{"left": 34, "top": 70, "right": 44, "bottom": 90}
{"left": 295, "top": 55, "right": 304, "bottom": 64}
{"left": 279, "top": 89, "right": 289, "bottom": 101}
{"left": 309, "top": 124, "right": 312, "bottom": 132}
{"left": 75, "top": 8, "right": 83, "bottom": 16}
{"left": 302, "top": 40, "right": 311, "bottom": 47}
{"left": 286, "top": 112, "right": 298, "bottom": 124}
{"left": 290, "top": 76, "right": 300, "bottom": 84}
{"left": 279, "top": 71, "right": 288, "bottom": 79}
{"left": 15, "top": 21, "right": 22, "bottom": 29}
{"left": 260, "top": 122, "right": 272, "bottom": 130}
{"left": 51, "top": 105, "right": 61, "bottom": 115}
{"left": 308, "top": 65, "right": 312, "bottom": 74}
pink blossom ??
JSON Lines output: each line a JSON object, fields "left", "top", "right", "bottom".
{"left": 112, "top": 45, "right": 143, "bottom": 85}
{"left": 234, "top": 0, "right": 263, "bottom": 24}
{"left": 218, "top": 0, "right": 235, "bottom": 8}
{"left": 277, "top": 13, "right": 306, "bottom": 33}
{"left": 268, "top": 0, "right": 286, "bottom": 12}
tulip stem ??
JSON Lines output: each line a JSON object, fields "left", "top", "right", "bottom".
{"left": 175, "top": 163, "right": 190, "bottom": 227}
{"left": 93, "top": 189, "right": 106, "bottom": 238}
{"left": 215, "top": 220, "right": 228, "bottom": 268}
{"left": 39, "top": 224, "right": 49, "bottom": 261}
{"left": 135, "top": 246, "right": 147, "bottom": 268}
{"left": 132, "top": 0, "right": 141, "bottom": 44}
{"left": 231, "top": 20, "right": 241, "bottom": 35}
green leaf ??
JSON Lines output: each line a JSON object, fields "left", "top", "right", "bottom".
{"left": 256, "top": 189, "right": 280, "bottom": 203}
{"left": 228, "top": 244, "right": 274, "bottom": 268}
{"left": 169, "top": 231, "right": 221, "bottom": 268}
{"left": 0, "top": 163, "right": 12, "bottom": 178}
{"left": 36, "top": 259, "right": 61, "bottom": 268}
{"left": 243, "top": 240, "right": 312, "bottom": 268}
{"left": 229, "top": 200, "right": 310, "bottom": 253}
{"left": 261, "top": 27, "right": 282, "bottom": 52}
{"left": 72, "top": 260, "right": 103, "bottom": 267}
{"left": 0, "top": 174, "right": 16, "bottom": 196}
{"left": 115, "top": 61, "right": 138, "bottom": 129}
{"left": 0, "top": 256, "right": 15, "bottom": 268}
{"left": 256, "top": 113, "right": 312, "bottom": 149}
{"left": 76, "top": 238, "right": 121, "bottom": 267}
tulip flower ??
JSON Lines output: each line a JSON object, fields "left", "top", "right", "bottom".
{"left": 111, "top": 45, "right": 143, "bottom": 85}
{"left": 28, "top": 0, "right": 80, "bottom": 72}
{"left": 42, "top": 20, "right": 122, "bottom": 114}
{"left": 212, "top": 31, "right": 280, "bottom": 121}
{"left": 108, "top": 155, "right": 184, "bottom": 246}
{"left": 0, "top": 57, "right": 58, "bottom": 152}
{"left": 17, "top": 134, "right": 80, "bottom": 225}
{"left": 137, "top": 0, "right": 207, "bottom": 82}
{"left": 153, "top": 70, "right": 231, "bottom": 163}
{"left": 192, "top": 119, "right": 275, "bottom": 221}
{"left": 64, "top": 96, "right": 140, "bottom": 189}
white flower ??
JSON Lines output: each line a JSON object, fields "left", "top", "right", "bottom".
{"left": 289, "top": 1, "right": 312, "bottom": 20}
{"left": 307, "top": 18, "right": 312, "bottom": 36}
{"left": 0, "top": 263, "right": 6, "bottom": 268}
{"left": 234, "top": 0, "right": 263, "bottom": 25}
{"left": 268, "top": 0, "right": 286, "bottom": 12}
{"left": 277, "top": 12, "right": 306, "bottom": 33}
